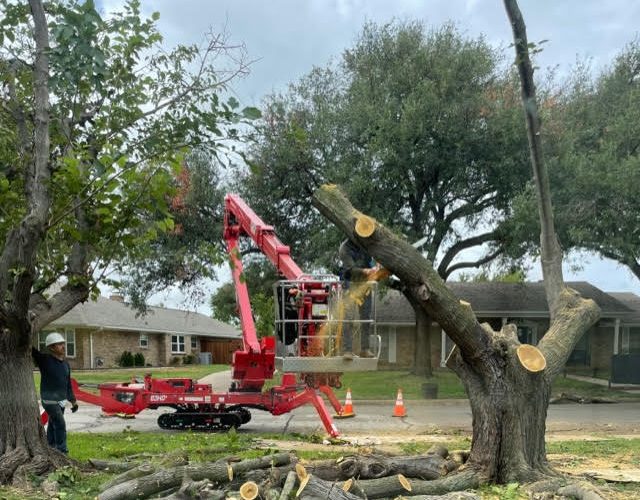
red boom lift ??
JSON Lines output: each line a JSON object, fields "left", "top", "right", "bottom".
{"left": 44, "top": 194, "right": 379, "bottom": 437}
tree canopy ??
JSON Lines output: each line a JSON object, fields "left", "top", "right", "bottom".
{"left": 501, "top": 39, "right": 640, "bottom": 283}
{"left": 238, "top": 20, "right": 531, "bottom": 278}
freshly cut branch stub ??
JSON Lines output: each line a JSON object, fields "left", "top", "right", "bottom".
{"left": 342, "top": 478, "right": 353, "bottom": 492}
{"left": 227, "top": 463, "right": 234, "bottom": 481}
{"left": 355, "top": 215, "right": 376, "bottom": 237}
{"left": 398, "top": 473, "right": 412, "bottom": 491}
{"left": 296, "top": 474, "right": 311, "bottom": 497}
{"left": 517, "top": 344, "right": 547, "bottom": 372}
{"left": 239, "top": 480, "right": 259, "bottom": 500}
{"left": 295, "top": 463, "right": 308, "bottom": 480}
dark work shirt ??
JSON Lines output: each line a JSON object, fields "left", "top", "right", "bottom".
{"left": 339, "top": 239, "right": 375, "bottom": 282}
{"left": 32, "top": 348, "right": 75, "bottom": 403}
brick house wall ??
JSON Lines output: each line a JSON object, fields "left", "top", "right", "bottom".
{"left": 590, "top": 325, "right": 614, "bottom": 372}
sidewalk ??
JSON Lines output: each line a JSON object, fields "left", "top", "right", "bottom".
{"left": 198, "top": 369, "right": 232, "bottom": 391}
{"left": 565, "top": 374, "right": 640, "bottom": 394}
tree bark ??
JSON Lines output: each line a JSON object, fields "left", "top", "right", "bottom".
{"left": 503, "top": 0, "right": 564, "bottom": 317}
{"left": 351, "top": 469, "right": 480, "bottom": 499}
{"left": 304, "top": 454, "right": 449, "bottom": 481}
{"left": 312, "top": 185, "right": 599, "bottom": 485}
{"left": 296, "top": 474, "right": 361, "bottom": 500}
{"left": 407, "top": 291, "right": 433, "bottom": 377}
{"left": 0, "top": 350, "right": 65, "bottom": 484}
{"left": 98, "top": 453, "right": 292, "bottom": 500}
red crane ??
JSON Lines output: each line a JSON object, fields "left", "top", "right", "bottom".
{"left": 46, "top": 194, "right": 379, "bottom": 437}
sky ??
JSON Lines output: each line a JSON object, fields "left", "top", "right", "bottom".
{"left": 97, "top": 0, "right": 640, "bottom": 312}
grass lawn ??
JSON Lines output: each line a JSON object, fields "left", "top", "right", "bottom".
{"left": 301, "top": 369, "right": 640, "bottom": 401}
{"left": 34, "top": 364, "right": 638, "bottom": 402}
{"left": 0, "top": 432, "right": 637, "bottom": 500}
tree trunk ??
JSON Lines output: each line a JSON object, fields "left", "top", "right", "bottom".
{"left": 407, "top": 292, "right": 433, "bottom": 377}
{"left": 446, "top": 330, "right": 553, "bottom": 483}
{"left": 0, "top": 343, "right": 64, "bottom": 484}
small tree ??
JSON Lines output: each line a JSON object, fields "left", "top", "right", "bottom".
{"left": 0, "top": 0, "right": 252, "bottom": 481}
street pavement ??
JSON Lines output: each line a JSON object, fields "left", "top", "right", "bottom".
{"left": 65, "top": 370, "right": 640, "bottom": 438}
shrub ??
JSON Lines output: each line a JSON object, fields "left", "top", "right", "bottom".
{"left": 133, "top": 352, "right": 145, "bottom": 367}
{"left": 183, "top": 354, "right": 195, "bottom": 365}
{"left": 118, "top": 351, "right": 134, "bottom": 367}
{"left": 170, "top": 356, "right": 182, "bottom": 366}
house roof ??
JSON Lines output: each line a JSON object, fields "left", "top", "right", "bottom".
{"left": 51, "top": 295, "right": 241, "bottom": 339}
{"left": 608, "top": 292, "right": 640, "bottom": 324}
{"left": 377, "top": 281, "right": 633, "bottom": 324}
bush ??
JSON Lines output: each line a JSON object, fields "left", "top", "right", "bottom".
{"left": 170, "top": 356, "right": 182, "bottom": 366}
{"left": 183, "top": 354, "right": 195, "bottom": 365}
{"left": 133, "top": 352, "right": 145, "bottom": 367}
{"left": 118, "top": 351, "right": 134, "bottom": 367}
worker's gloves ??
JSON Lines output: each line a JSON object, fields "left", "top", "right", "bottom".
{"left": 71, "top": 402, "right": 79, "bottom": 413}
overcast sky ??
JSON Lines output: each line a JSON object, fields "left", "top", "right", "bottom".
{"left": 98, "top": 0, "right": 640, "bottom": 311}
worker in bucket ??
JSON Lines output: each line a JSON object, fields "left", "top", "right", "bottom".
{"left": 32, "top": 332, "right": 78, "bottom": 454}
{"left": 339, "top": 238, "right": 377, "bottom": 359}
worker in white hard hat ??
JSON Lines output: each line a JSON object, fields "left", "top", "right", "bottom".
{"left": 32, "top": 332, "right": 78, "bottom": 454}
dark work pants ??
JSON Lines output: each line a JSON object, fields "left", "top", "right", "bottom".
{"left": 42, "top": 403, "right": 68, "bottom": 454}
{"left": 343, "top": 284, "right": 372, "bottom": 353}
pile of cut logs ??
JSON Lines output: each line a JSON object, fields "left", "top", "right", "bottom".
{"left": 93, "top": 444, "right": 478, "bottom": 500}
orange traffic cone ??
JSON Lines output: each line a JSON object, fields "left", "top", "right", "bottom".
{"left": 335, "top": 388, "right": 356, "bottom": 419}
{"left": 392, "top": 388, "right": 407, "bottom": 417}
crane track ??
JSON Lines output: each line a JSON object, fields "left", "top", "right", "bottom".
{"left": 157, "top": 408, "right": 251, "bottom": 431}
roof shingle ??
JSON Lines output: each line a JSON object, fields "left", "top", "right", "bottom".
{"left": 50, "top": 295, "right": 240, "bottom": 338}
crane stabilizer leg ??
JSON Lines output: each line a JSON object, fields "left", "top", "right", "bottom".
{"left": 318, "top": 385, "right": 348, "bottom": 416}
{"left": 305, "top": 387, "right": 341, "bottom": 438}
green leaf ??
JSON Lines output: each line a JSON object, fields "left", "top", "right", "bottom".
{"left": 241, "top": 106, "right": 262, "bottom": 120}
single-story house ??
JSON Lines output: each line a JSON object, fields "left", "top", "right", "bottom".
{"left": 375, "top": 281, "right": 639, "bottom": 373}
{"left": 34, "top": 294, "right": 241, "bottom": 370}
{"left": 608, "top": 292, "right": 640, "bottom": 355}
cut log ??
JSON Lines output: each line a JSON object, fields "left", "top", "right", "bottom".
{"left": 355, "top": 469, "right": 480, "bottom": 498}
{"left": 100, "top": 463, "right": 157, "bottom": 491}
{"left": 239, "top": 480, "right": 259, "bottom": 500}
{"left": 295, "top": 474, "right": 361, "bottom": 499}
{"left": 516, "top": 344, "right": 546, "bottom": 372}
{"left": 303, "top": 454, "right": 448, "bottom": 481}
{"left": 98, "top": 453, "right": 292, "bottom": 500}
{"left": 394, "top": 493, "right": 480, "bottom": 500}
{"left": 425, "top": 445, "right": 449, "bottom": 459}
{"left": 355, "top": 214, "right": 376, "bottom": 237}
{"left": 88, "top": 459, "right": 139, "bottom": 472}
{"left": 279, "top": 470, "right": 297, "bottom": 500}
{"left": 155, "top": 478, "right": 221, "bottom": 500}
{"left": 449, "top": 450, "right": 470, "bottom": 465}
{"left": 552, "top": 393, "right": 617, "bottom": 404}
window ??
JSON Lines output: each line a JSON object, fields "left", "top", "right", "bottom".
{"left": 139, "top": 333, "right": 149, "bottom": 348}
{"left": 37, "top": 329, "right": 75, "bottom": 358}
{"left": 625, "top": 327, "right": 640, "bottom": 354}
{"left": 171, "top": 335, "right": 185, "bottom": 353}
{"left": 190, "top": 336, "right": 198, "bottom": 350}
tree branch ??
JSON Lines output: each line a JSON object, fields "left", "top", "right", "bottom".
{"left": 503, "top": 0, "right": 564, "bottom": 317}
{"left": 437, "top": 230, "right": 500, "bottom": 278}
{"left": 442, "top": 248, "right": 504, "bottom": 281}
{"left": 537, "top": 288, "right": 600, "bottom": 379}
{"left": 313, "top": 185, "right": 496, "bottom": 373}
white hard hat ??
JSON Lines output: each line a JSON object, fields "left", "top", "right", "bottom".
{"left": 45, "top": 332, "right": 65, "bottom": 346}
